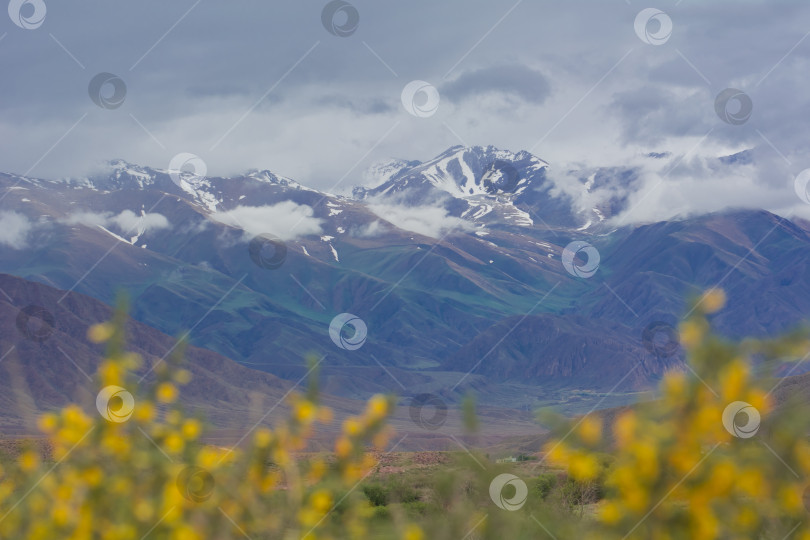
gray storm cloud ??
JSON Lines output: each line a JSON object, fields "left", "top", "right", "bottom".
{"left": 441, "top": 65, "right": 551, "bottom": 104}
{"left": 2, "top": 0, "right": 810, "bottom": 222}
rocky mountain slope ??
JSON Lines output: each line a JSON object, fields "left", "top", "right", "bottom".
{"left": 0, "top": 273, "right": 539, "bottom": 448}
{"left": 1, "top": 146, "right": 808, "bottom": 412}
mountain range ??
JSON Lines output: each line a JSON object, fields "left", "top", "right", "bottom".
{"left": 1, "top": 145, "right": 809, "bottom": 421}
{"left": 0, "top": 272, "right": 539, "bottom": 448}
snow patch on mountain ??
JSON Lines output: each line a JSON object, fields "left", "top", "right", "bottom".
{"left": 506, "top": 206, "right": 533, "bottom": 226}
{"left": 171, "top": 172, "right": 220, "bottom": 212}
{"left": 462, "top": 200, "right": 493, "bottom": 220}
{"left": 97, "top": 224, "right": 131, "bottom": 244}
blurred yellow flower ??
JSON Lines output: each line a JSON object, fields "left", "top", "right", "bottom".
{"left": 165, "top": 433, "right": 184, "bottom": 453}
{"left": 403, "top": 524, "right": 424, "bottom": 540}
{"left": 343, "top": 417, "right": 362, "bottom": 436}
{"left": 719, "top": 359, "right": 748, "bottom": 401}
{"left": 12, "top": 306, "right": 810, "bottom": 540}
{"left": 135, "top": 401, "right": 156, "bottom": 423}
{"left": 335, "top": 437, "right": 352, "bottom": 458}
{"left": 182, "top": 419, "right": 201, "bottom": 440}
{"left": 577, "top": 415, "right": 602, "bottom": 445}
{"left": 19, "top": 450, "right": 39, "bottom": 472}
{"left": 679, "top": 320, "right": 704, "bottom": 349}
{"left": 157, "top": 382, "right": 178, "bottom": 403}
{"left": 37, "top": 413, "right": 57, "bottom": 434}
{"left": 295, "top": 400, "right": 317, "bottom": 423}
{"left": 87, "top": 322, "right": 114, "bottom": 343}
{"left": 701, "top": 288, "right": 726, "bottom": 314}
{"left": 613, "top": 411, "right": 637, "bottom": 449}
{"left": 569, "top": 452, "right": 600, "bottom": 481}
{"left": 254, "top": 427, "right": 272, "bottom": 448}
{"left": 81, "top": 466, "right": 103, "bottom": 487}
{"left": 173, "top": 369, "right": 192, "bottom": 385}
{"left": 310, "top": 489, "right": 333, "bottom": 513}
{"left": 366, "top": 394, "right": 388, "bottom": 419}
{"left": 372, "top": 430, "right": 390, "bottom": 450}
{"left": 598, "top": 501, "right": 622, "bottom": 524}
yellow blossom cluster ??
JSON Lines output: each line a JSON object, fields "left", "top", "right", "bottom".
{"left": 0, "top": 307, "right": 421, "bottom": 540}
{"left": 5, "top": 293, "right": 810, "bottom": 539}
{"left": 545, "top": 289, "right": 810, "bottom": 539}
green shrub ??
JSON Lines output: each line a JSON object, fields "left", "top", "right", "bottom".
{"left": 402, "top": 501, "right": 432, "bottom": 517}
{"left": 363, "top": 483, "right": 389, "bottom": 506}
{"left": 533, "top": 473, "right": 557, "bottom": 499}
{"left": 371, "top": 505, "right": 391, "bottom": 520}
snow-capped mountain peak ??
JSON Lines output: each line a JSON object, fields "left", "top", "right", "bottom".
{"left": 360, "top": 146, "right": 549, "bottom": 199}
{"left": 244, "top": 169, "right": 316, "bottom": 192}
{"left": 26, "top": 146, "right": 582, "bottom": 233}
{"left": 354, "top": 145, "right": 576, "bottom": 228}
{"left": 360, "top": 157, "right": 420, "bottom": 190}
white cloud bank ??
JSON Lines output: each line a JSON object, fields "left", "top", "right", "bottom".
{"left": 368, "top": 204, "right": 473, "bottom": 239}
{"left": 63, "top": 210, "right": 171, "bottom": 236}
{"left": 0, "top": 212, "right": 34, "bottom": 249}
{"left": 210, "top": 201, "right": 323, "bottom": 241}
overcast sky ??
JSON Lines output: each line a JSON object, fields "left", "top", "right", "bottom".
{"left": 2, "top": 0, "right": 810, "bottom": 222}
